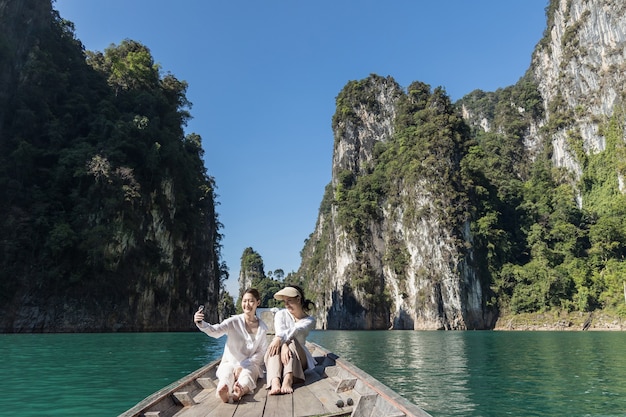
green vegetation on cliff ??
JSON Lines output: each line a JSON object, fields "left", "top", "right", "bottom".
{"left": 460, "top": 77, "right": 626, "bottom": 317}
{"left": 0, "top": 2, "right": 224, "bottom": 331}
{"left": 303, "top": 71, "right": 626, "bottom": 325}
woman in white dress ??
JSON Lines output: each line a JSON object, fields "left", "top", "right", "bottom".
{"left": 194, "top": 288, "right": 269, "bottom": 402}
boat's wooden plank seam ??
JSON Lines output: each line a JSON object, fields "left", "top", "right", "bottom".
{"left": 263, "top": 390, "right": 292, "bottom": 417}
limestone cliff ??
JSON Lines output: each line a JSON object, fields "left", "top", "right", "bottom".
{"left": 300, "top": 0, "right": 626, "bottom": 330}
{"left": 238, "top": 247, "right": 266, "bottom": 297}
{"left": 0, "top": 0, "right": 223, "bottom": 332}
{"left": 300, "top": 76, "right": 491, "bottom": 330}
{"left": 462, "top": 0, "right": 626, "bottom": 189}
{"left": 531, "top": 0, "right": 626, "bottom": 185}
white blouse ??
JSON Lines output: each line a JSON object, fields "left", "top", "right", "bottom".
{"left": 274, "top": 309, "right": 316, "bottom": 371}
{"left": 196, "top": 314, "right": 269, "bottom": 374}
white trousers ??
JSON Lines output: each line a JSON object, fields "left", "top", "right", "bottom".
{"left": 215, "top": 361, "right": 259, "bottom": 397}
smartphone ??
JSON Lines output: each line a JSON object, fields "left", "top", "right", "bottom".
{"left": 195, "top": 305, "right": 205, "bottom": 323}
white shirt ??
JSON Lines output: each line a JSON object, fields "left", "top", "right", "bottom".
{"left": 197, "top": 314, "right": 269, "bottom": 375}
{"left": 274, "top": 308, "right": 316, "bottom": 371}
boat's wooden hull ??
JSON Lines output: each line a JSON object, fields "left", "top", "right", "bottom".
{"left": 118, "top": 342, "right": 432, "bottom": 417}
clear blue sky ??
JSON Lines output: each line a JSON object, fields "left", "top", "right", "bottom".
{"left": 54, "top": 0, "right": 548, "bottom": 297}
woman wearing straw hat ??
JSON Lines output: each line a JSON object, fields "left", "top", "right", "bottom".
{"left": 265, "top": 285, "right": 316, "bottom": 395}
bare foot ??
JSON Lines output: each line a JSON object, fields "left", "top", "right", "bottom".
{"left": 269, "top": 377, "right": 282, "bottom": 395}
{"left": 281, "top": 373, "right": 294, "bottom": 394}
{"left": 217, "top": 384, "right": 229, "bottom": 403}
{"left": 232, "top": 382, "right": 249, "bottom": 402}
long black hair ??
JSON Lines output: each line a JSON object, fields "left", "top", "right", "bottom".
{"left": 291, "top": 285, "right": 314, "bottom": 312}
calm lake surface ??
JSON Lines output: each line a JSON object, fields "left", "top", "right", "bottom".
{"left": 1, "top": 330, "right": 625, "bottom": 417}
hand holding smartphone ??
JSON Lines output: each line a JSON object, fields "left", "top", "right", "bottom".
{"left": 194, "top": 305, "right": 205, "bottom": 323}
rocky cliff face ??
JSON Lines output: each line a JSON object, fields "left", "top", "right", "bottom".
{"left": 0, "top": 0, "right": 50, "bottom": 139}
{"left": 300, "top": 76, "right": 491, "bottom": 330}
{"left": 301, "top": 0, "right": 626, "bottom": 330}
{"left": 0, "top": 0, "right": 222, "bottom": 332}
{"left": 530, "top": 0, "right": 626, "bottom": 185}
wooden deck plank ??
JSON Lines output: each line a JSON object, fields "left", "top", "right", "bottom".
{"left": 263, "top": 392, "right": 292, "bottom": 417}
{"left": 192, "top": 388, "right": 215, "bottom": 405}
{"left": 200, "top": 398, "right": 238, "bottom": 417}
{"left": 232, "top": 384, "right": 268, "bottom": 417}
{"left": 292, "top": 383, "right": 327, "bottom": 417}
{"left": 174, "top": 389, "right": 230, "bottom": 417}
{"left": 303, "top": 374, "right": 354, "bottom": 416}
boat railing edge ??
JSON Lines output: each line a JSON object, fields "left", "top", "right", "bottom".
{"left": 116, "top": 357, "right": 221, "bottom": 417}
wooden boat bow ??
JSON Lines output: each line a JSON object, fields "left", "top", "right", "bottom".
{"left": 118, "top": 341, "right": 432, "bottom": 417}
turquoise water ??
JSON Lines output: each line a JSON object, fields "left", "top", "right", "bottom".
{"left": 1, "top": 331, "right": 625, "bottom": 417}
{"left": 312, "top": 331, "right": 626, "bottom": 417}
{"left": 0, "top": 332, "right": 225, "bottom": 417}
